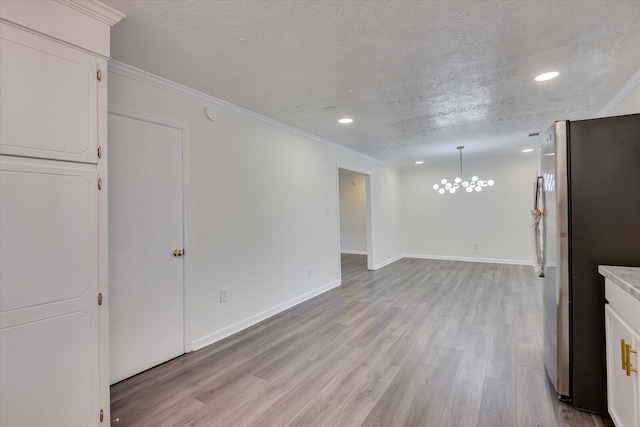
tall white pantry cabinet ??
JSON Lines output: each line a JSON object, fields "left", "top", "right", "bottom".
{"left": 0, "top": 1, "right": 123, "bottom": 425}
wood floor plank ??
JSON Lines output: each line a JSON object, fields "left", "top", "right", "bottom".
{"left": 251, "top": 345, "right": 363, "bottom": 426}
{"left": 361, "top": 360, "right": 430, "bottom": 426}
{"left": 283, "top": 398, "right": 331, "bottom": 427}
{"left": 407, "top": 346, "right": 463, "bottom": 426}
{"left": 222, "top": 357, "right": 320, "bottom": 427}
{"left": 110, "top": 254, "right": 614, "bottom": 427}
{"left": 486, "top": 322, "right": 516, "bottom": 383}
{"left": 516, "top": 365, "right": 557, "bottom": 427}
{"left": 448, "top": 372, "right": 485, "bottom": 411}
{"left": 477, "top": 377, "right": 517, "bottom": 427}
{"left": 139, "top": 397, "right": 206, "bottom": 427}
{"left": 318, "top": 377, "right": 389, "bottom": 427}
{"left": 440, "top": 403, "right": 480, "bottom": 427}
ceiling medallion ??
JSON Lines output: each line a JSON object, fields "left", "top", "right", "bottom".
{"left": 433, "top": 146, "right": 494, "bottom": 194}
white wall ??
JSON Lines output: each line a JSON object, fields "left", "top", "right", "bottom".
{"left": 108, "top": 70, "right": 403, "bottom": 349}
{"left": 402, "top": 154, "right": 540, "bottom": 264}
{"left": 610, "top": 81, "right": 640, "bottom": 116}
{"left": 338, "top": 173, "right": 367, "bottom": 253}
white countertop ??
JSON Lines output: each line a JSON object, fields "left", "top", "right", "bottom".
{"left": 599, "top": 265, "right": 640, "bottom": 303}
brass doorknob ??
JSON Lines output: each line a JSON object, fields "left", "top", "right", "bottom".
{"left": 172, "top": 249, "right": 184, "bottom": 257}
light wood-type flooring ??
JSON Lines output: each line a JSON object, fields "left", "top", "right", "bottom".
{"left": 111, "top": 254, "right": 614, "bottom": 426}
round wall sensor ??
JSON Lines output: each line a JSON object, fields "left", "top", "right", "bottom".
{"left": 205, "top": 106, "right": 219, "bottom": 121}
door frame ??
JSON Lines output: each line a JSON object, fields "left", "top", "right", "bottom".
{"left": 107, "top": 105, "right": 193, "bottom": 353}
{"left": 336, "top": 164, "right": 373, "bottom": 276}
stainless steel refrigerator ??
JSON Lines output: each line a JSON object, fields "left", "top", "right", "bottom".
{"left": 540, "top": 114, "right": 640, "bottom": 415}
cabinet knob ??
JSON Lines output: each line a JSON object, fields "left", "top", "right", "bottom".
{"left": 172, "top": 249, "right": 184, "bottom": 257}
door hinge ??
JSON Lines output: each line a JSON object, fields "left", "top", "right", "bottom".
{"left": 97, "top": 146, "right": 102, "bottom": 159}
{"left": 98, "top": 293, "right": 103, "bottom": 306}
{"left": 98, "top": 177, "right": 102, "bottom": 190}
{"left": 100, "top": 409, "right": 104, "bottom": 422}
{"left": 97, "top": 69, "right": 102, "bottom": 82}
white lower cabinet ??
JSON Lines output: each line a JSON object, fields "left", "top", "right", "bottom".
{"left": 0, "top": 157, "right": 101, "bottom": 426}
{"left": 605, "top": 286, "right": 640, "bottom": 427}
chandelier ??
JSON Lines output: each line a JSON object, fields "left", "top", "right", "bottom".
{"left": 433, "top": 146, "right": 494, "bottom": 194}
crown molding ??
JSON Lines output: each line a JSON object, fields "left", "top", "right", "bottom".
{"left": 599, "top": 66, "right": 640, "bottom": 117}
{"left": 107, "top": 60, "right": 394, "bottom": 169}
{"left": 56, "top": 0, "right": 125, "bottom": 26}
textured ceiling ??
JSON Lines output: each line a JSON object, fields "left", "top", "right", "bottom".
{"left": 102, "top": 0, "right": 640, "bottom": 168}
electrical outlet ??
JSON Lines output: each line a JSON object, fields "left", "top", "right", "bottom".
{"left": 220, "top": 288, "right": 228, "bottom": 302}
{"left": 307, "top": 268, "right": 313, "bottom": 278}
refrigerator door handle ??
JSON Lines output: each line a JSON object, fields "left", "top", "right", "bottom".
{"left": 531, "top": 172, "right": 545, "bottom": 277}
{"left": 534, "top": 170, "right": 544, "bottom": 213}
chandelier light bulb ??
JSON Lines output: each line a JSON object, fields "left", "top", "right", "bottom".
{"left": 432, "top": 146, "right": 494, "bottom": 195}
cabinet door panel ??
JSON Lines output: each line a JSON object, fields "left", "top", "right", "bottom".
{"left": 0, "top": 159, "right": 97, "bottom": 312}
{"left": 605, "top": 305, "right": 639, "bottom": 427}
{"left": 0, "top": 24, "right": 97, "bottom": 163}
{"left": 1, "top": 312, "right": 96, "bottom": 427}
{"left": 0, "top": 156, "right": 100, "bottom": 427}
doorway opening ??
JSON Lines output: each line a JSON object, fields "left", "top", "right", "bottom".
{"left": 337, "top": 167, "right": 373, "bottom": 280}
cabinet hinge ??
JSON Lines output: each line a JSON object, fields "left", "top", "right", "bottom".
{"left": 97, "top": 146, "right": 102, "bottom": 159}
{"left": 98, "top": 177, "right": 102, "bottom": 190}
{"left": 100, "top": 409, "right": 104, "bottom": 422}
{"left": 98, "top": 293, "right": 103, "bottom": 306}
{"left": 97, "top": 69, "right": 102, "bottom": 82}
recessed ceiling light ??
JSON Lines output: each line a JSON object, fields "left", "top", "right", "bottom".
{"left": 415, "top": 161, "right": 424, "bottom": 165}
{"left": 535, "top": 71, "right": 559, "bottom": 82}
{"left": 338, "top": 118, "right": 353, "bottom": 124}
{"left": 522, "top": 148, "right": 534, "bottom": 153}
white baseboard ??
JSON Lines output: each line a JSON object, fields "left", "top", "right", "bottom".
{"left": 372, "top": 254, "right": 403, "bottom": 270}
{"left": 403, "top": 253, "right": 531, "bottom": 266}
{"left": 340, "top": 250, "right": 368, "bottom": 255}
{"left": 191, "top": 279, "right": 341, "bottom": 351}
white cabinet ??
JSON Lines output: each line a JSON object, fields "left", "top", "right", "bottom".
{"left": 605, "top": 279, "right": 640, "bottom": 427}
{"left": 0, "top": 24, "right": 98, "bottom": 163}
{"left": 0, "top": 1, "right": 123, "bottom": 426}
{"left": 0, "top": 160, "right": 98, "bottom": 312}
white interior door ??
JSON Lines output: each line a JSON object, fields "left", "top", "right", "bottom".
{"left": 108, "top": 113, "right": 185, "bottom": 384}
